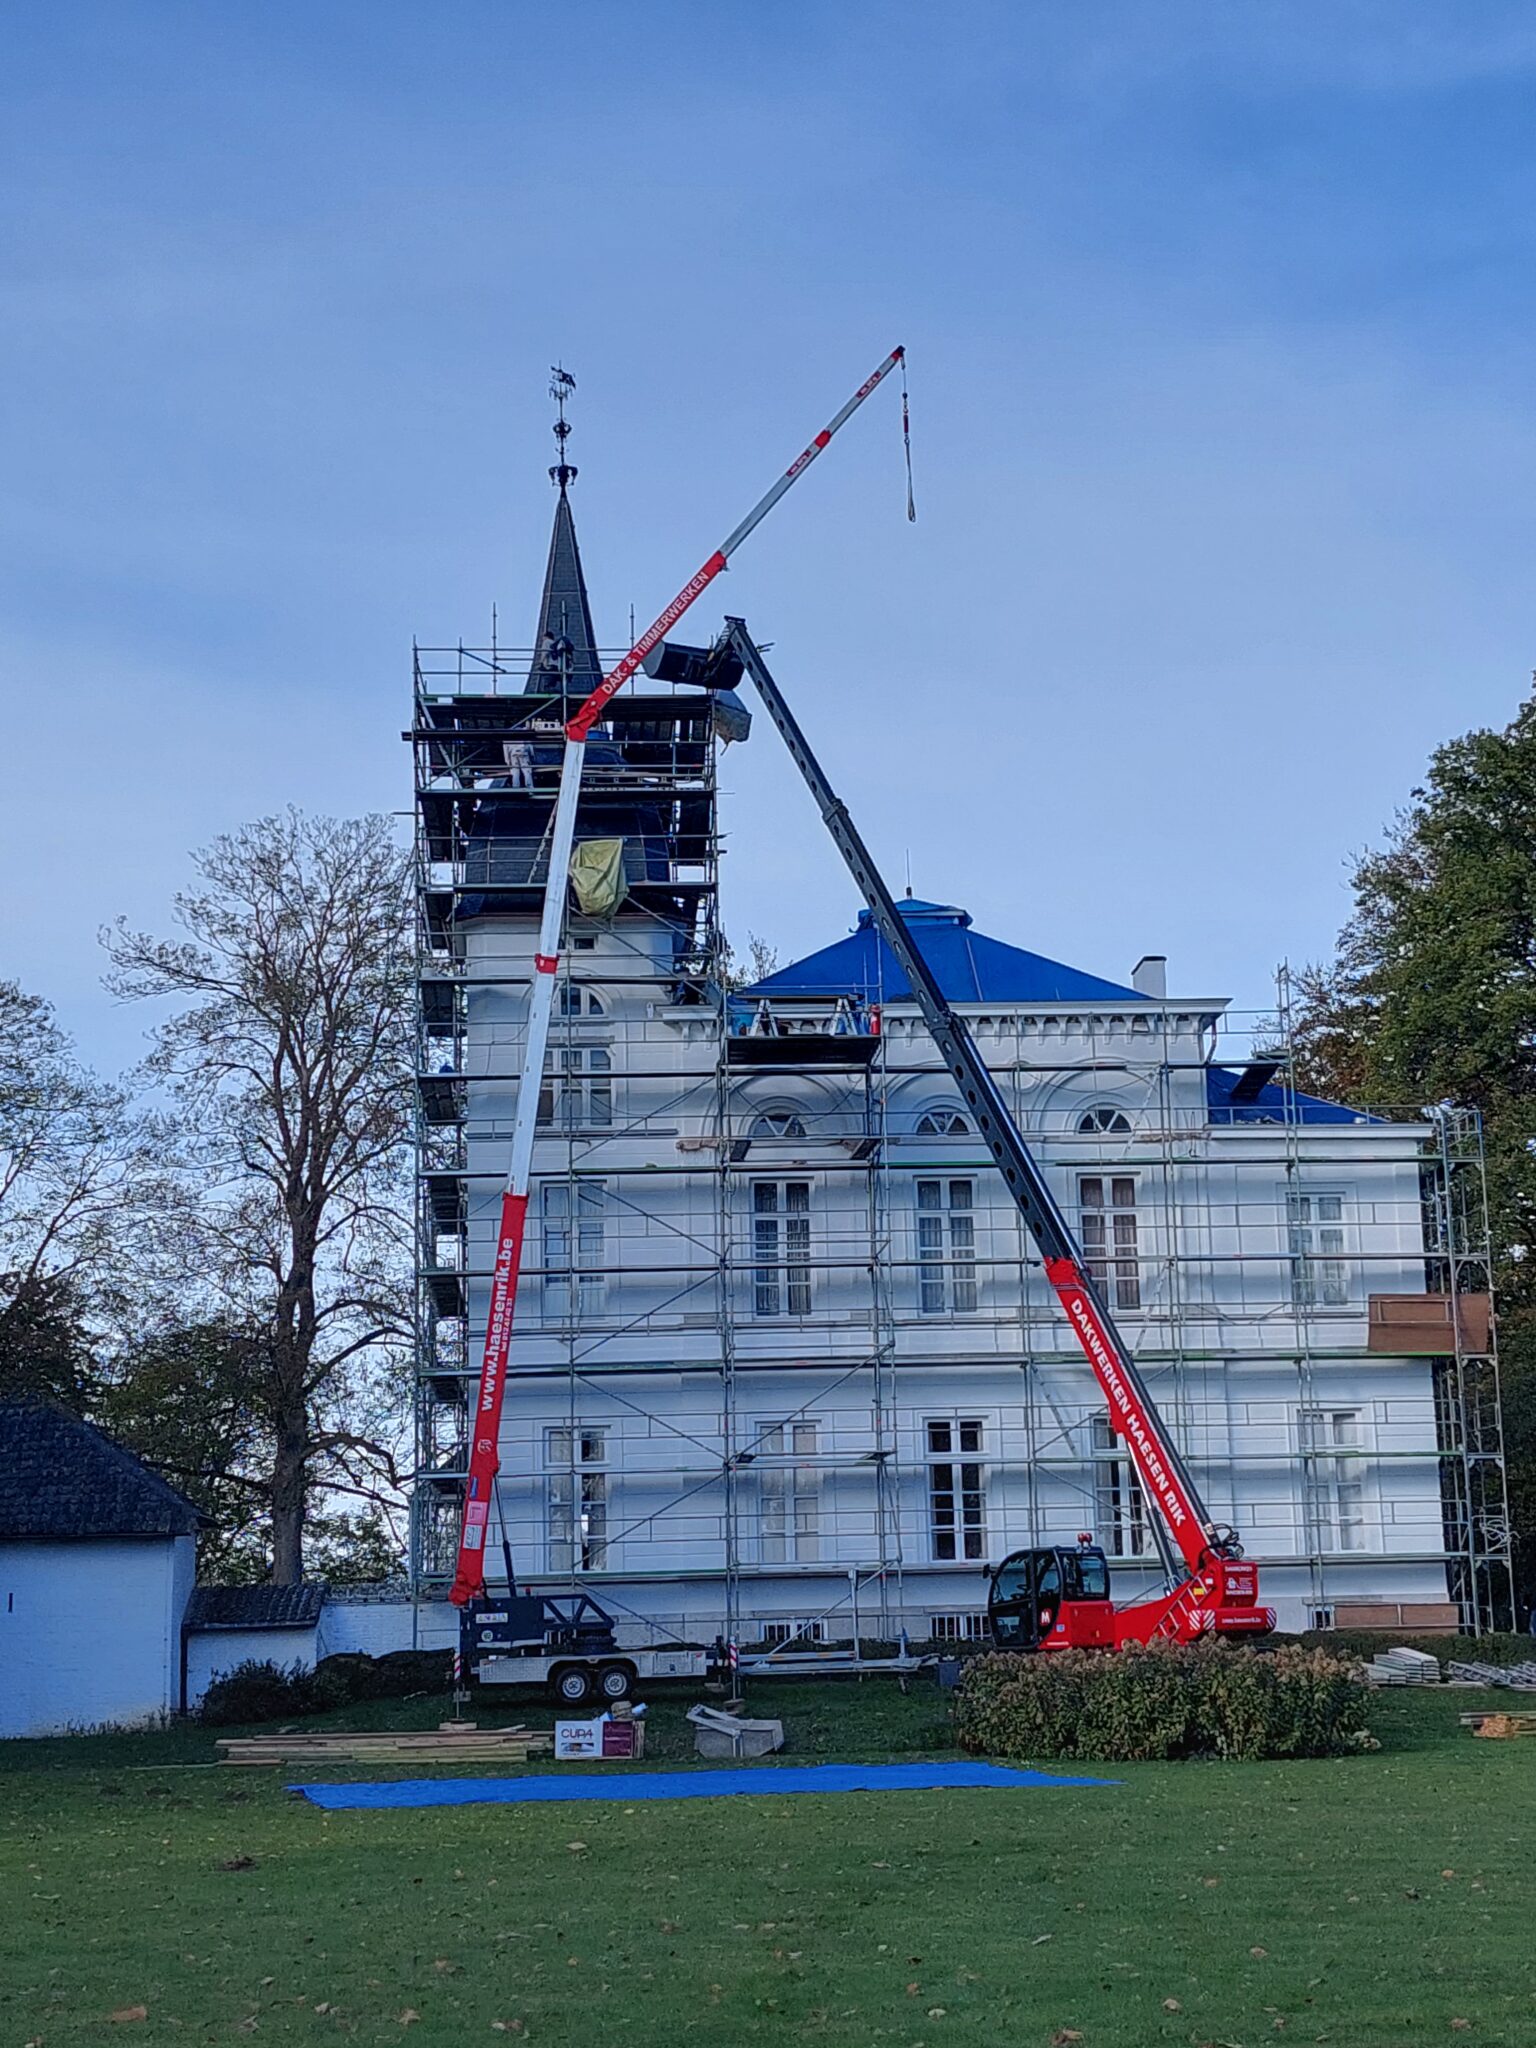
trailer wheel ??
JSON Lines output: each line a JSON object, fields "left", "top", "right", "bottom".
{"left": 552, "top": 1664, "right": 594, "bottom": 1707}
{"left": 598, "top": 1662, "right": 636, "bottom": 1703}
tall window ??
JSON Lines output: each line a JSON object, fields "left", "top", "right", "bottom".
{"left": 1288, "top": 1192, "right": 1347, "bottom": 1307}
{"left": 753, "top": 1181, "right": 811, "bottom": 1317}
{"left": 917, "top": 1179, "right": 977, "bottom": 1313}
{"left": 1092, "top": 1415, "right": 1147, "bottom": 1557}
{"left": 927, "top": 1418, "right": 985, "bottom": 1560}
{"left": 1299, "top": 1408, "right": 1366, "bottom": 1552}
{"left": 546, "top": 1425, "right": 608, "bottom": 1571}
{"left": 758, "top": 1420, "right": 819, "bottom": 1561}
{"left": 1080, "top": 1175, "right": 1140, "bottom": 1309}
{"left": 542, "top": 1181, "right": 605, "bottom": 1318}
{"left": 538, "top": 1046, "right": 613, "bottom": 1128}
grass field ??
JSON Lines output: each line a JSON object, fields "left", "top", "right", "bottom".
{"left": 3, "top": 1677, "right": 1533, "bottom": 2046}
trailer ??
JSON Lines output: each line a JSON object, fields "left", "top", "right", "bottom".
{"left": 460, "top": 1594, "right": 710, "bottom": 1705}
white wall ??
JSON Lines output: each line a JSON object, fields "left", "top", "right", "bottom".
{"left": 184, "top": 1625, "right": 318, "bottom": 1708}
{"left": 0, "top": 1535, "right": 194, "bottom": 1739}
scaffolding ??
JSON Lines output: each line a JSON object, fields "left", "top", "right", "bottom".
{"left": 408, "top": 644, "right": 1514, "bottom": 1641}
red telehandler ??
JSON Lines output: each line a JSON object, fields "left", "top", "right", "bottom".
{"left": 644, "top": 619, "right": 1277, "bottom": 1653}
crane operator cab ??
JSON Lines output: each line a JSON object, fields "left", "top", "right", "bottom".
{"left": 986, "top": 1536, "right": 1117, "bottom": 1652}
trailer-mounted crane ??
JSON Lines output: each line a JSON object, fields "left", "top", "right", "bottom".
{"left": 642, "top": 621, "right": 1276, "bottom": 1651}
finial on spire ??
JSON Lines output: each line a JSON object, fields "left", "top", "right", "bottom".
{"left": 549, "top": 364, "right": 577, "bottom": 490}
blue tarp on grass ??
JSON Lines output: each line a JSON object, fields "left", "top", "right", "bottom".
{"left": 292, "top": 1760, "right": 1116, "bottom": 1810}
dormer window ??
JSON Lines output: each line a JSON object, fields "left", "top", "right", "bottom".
{"left": 1078, "top": 1105, "right": 1131, "bottom": 1134}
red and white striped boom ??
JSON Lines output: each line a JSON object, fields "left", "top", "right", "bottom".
{"left": 448, "top": 347, "right": 905, "bottom": 1605}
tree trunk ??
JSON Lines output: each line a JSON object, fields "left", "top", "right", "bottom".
{"left": 269, "top": 1408, "right": 308, "bottom": 1584}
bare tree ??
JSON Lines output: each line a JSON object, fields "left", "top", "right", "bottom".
{"left": 0, "top": 978, "right": 165, "bottom": 1402}
{"left": 106, "top": 811, "right": 414, "bottom": 1582}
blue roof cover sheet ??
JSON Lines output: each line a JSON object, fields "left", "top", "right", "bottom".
{"left": 1206, "top": 1067, "right": 1379, "bottom": 1126}
{"left": 293, "top": 1760, "right": 1117, "bottom": 1809}
{"left": 740, "top": 901, "right": 1147, "bottom": 1006}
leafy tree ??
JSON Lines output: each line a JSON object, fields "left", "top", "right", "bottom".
{"left": 106, "top": 811, "right": 414, "bottom": 1583}
{"left": 1289, "top": 687, "right": 1536, "bottom": 1609}
{"left": 0, "top": 1271, "right": 95, "bottom": 1411}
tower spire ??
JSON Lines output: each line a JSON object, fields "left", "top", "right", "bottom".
{"left": 524, "top": 366, "right": 602, "bottom": 697}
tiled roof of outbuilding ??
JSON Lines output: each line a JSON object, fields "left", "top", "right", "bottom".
{"left": 184, "top": 1584, "right": 325, "bottom": 1630}
{"left": 0, "top": 1401, "right": 202, "bottom": 1541}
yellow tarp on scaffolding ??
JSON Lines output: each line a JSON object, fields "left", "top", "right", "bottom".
{"left": 570, "top": 838, "right": 627, "bottom": 917}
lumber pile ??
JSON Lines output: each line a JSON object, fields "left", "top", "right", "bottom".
{"left": 1461, "top": 1711, "right": 1536, "bottom": 1739}
{"left": 216, "top": 1723, "right": 552, "bottom": 1767}
{"left": 1362, "top": 1646, "right": 1441, "bottom": 1687}
{"left": 1448, "top": 1659, "right": 1536, "bottom": 1691}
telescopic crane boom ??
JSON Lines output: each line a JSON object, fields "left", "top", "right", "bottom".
{"left": 449, "top": 349, "right": 908, "bottom": 1607}
{"left": 684, "top": 620, "right": 1274, "bottom": 1648}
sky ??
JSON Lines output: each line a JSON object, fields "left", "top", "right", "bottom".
{"left": 3, "top": 1, "right": 1534, "bottom": 1074}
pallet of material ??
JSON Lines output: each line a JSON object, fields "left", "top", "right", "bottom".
{"left": 217, "top": 1726, "right": 553, "bottom": 1767}
{"left": 1448, "top": 1660, "right": 1536, "bottom": 1691}
{"left": 1363, "top": 1647, "right": 1441, "bottom": 1687}
{"left": 1460, "top": 1711, "right": 1536, "bottom": 1739}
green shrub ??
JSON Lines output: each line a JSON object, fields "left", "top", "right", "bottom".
{"left": 953, "top": 1641, "right": 1374, "bottom": 1762}
{"left": 308, "top": 1653, "right": 377, "bottom": 1709}
{"left": 369, "top": 1649, "right": 453, "bottom": 1697}
{"left": 199, "top": 1660, "right": 319, "bottom": 1726}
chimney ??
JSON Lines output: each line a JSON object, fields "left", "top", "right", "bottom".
{"left": 1132, "top": 955, "right": 1167, "bottom": 999}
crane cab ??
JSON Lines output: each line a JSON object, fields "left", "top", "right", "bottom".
{"left": 986, "top": 1539, "right": 1117, "bottom": 1652}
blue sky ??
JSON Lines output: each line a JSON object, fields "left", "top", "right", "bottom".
{"left": 3, "top": 2, "right": 1534, "bottom": 1071}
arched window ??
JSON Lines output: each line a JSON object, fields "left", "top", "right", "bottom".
{"left": 751, "top": 1112, "right": 807, "bottom": 1140}
{"left": 1077, "top": 1104, "right": 1131, "bottom": 1134}
{"left": 916, "top": 1109, "right": 973, "bottom": 1136}
{"left": 558, "top": 985, "right": 606, "bottom": 1018}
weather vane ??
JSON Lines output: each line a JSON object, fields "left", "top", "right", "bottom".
{"left": 549, "top": 364, "right": 577, "bottom": 489}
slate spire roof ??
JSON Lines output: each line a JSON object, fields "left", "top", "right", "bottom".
{"left": 523, "top": 475, "right": 603, "bottom": 699}
{"left": 0, "top": 1401, "right": 201, "bottom": 1541}
{"left": 739, "top": 898, "right": 1148, "bottom": 1006}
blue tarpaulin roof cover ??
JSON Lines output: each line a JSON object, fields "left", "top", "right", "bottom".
{"left": 1205, "top": 1066, "right": 1378, "bottom": 1126}
{"left": 739, "top": 900, "right": 1148, "bottom": 1006}
{"left": 292, "top": 1760, "right": 1117, "bottom": 1809}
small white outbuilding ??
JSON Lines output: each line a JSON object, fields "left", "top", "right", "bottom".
{"left": 0, "top": 1400, "right": 201, "bottom": 1739}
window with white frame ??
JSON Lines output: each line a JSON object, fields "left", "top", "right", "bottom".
{"left": 915, "top": 1108, "right": 973, "bottom": 1135}
{"left": 1079, "top": 1175, "right": 1140, "bottom": 1309}
{"left": 753, "top": 1181, "right": 811, "bottom": 1316}
{"left": 1287, "top": 1192, "right": 1348, "bottom": 1307}
{"left": 757, "top": 1420, "right": 820, "bottom": 1561}
{"left": 1300, "top": 1407, "right": 1366, "bottom": 1552}
{"left": 557, "top": 984, "right": 606, "bottom": 1017}
{"left": 1092, "top": 1415, "right": 1148, "bottom": 1557}
{"left": 750, "top": 1111, "right": 807, "bottom": 1139}
{"left": 917, "top": 1178, "right": 978, "bottom": 1313}
{"left": 538, "top": 1045, "right": 613, "bottom": 1128}
{"left": 928, "top": 1612, "right": 988, "bottom": 1642}
{"left": 927, "top": 1417, "right": 986, "bottom": 1560}
{"left": 1078, "top": 1104, "right": 1131, "bottom": 1134}
{"left": 546, "top": 1424, "right": 608, "bottom": 1571}
{"left": 761, "top": 1618, "right": 827, "bottom": 1647}
{"left": 542, "top": 1181, "right": 606, "bottom": 1318}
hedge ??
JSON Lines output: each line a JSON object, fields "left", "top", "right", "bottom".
{"left": 953, "top": 1640, "right": 1374, "bottom": 1762}
{"left": 198, "top": 1649, "right": 454, "bottom": 1726}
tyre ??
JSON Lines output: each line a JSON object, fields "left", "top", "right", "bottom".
{"left": 553, "top": 1664, "right": 594, "bottom": 1707}
{"left": 598, "top": 1662, "right": 635, "bottom": 1702}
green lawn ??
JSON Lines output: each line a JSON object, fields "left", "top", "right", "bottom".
{"left": 2, "top": 1678, "right": 1533, "bottom": 2046}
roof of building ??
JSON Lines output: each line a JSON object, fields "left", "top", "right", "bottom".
{"left": 739, "top": 899, "right": 1150, "bottom": 1006}
{"left": 0, "top": 1401, "right": 202, "bottom": 1542}
{"left": 523, "top": 479, "right": 603, "bottom": 698}
{"left": 1205, "top": 1066, "right": 1379, "bottom": 1126}
{"left": 184, "top": 1583, "right": 326, "bottom": 1631}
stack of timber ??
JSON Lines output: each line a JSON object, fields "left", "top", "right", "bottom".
{"left": 1448, "top": 1659, "right": 1536, "bottom": 1691}
{"left": 1462, "top": 1710, "right": 1536, "bottom": 1740}
{"left": 1362, "top": 1646, "right": 1442, "bottom": 1687}
{"left": 217, "top": 1723, "right": 552, "bottom": 1768}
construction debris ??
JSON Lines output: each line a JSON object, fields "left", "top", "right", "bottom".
{"left": 217, "top": 1724, "right": 552, "bottom": 1767}
{"left": 1362, "top": 1646, "right": 1442, "bottom": 1687}
{"left": 1448, "top": 1660, "right": 1536, "bottom": 1691}
{"left": 1463, "top": 1711, "right": 1536, "bottom": 1739}
{"left": 687, "top": 1702, "right": 784, "bottom": 1760}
